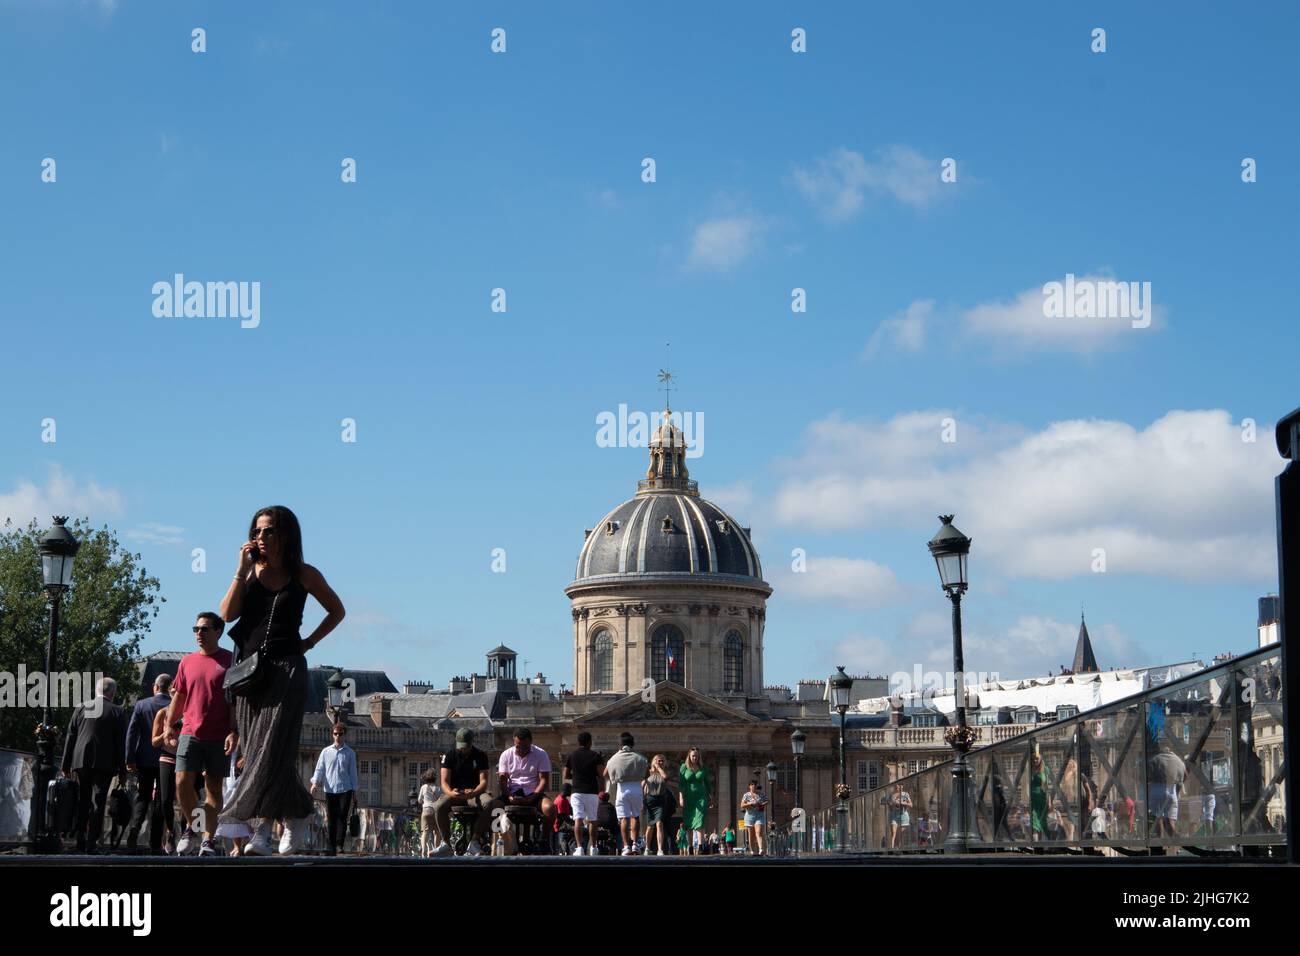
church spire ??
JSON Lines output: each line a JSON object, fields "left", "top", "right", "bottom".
{"left": 1072, "top": 609, "right": 1099, "bottom": 673}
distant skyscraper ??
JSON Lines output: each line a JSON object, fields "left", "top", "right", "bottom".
{"left": 1258, "top": 594, "right": 1280, "bottom": 647}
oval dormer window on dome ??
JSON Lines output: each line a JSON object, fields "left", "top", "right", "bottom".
{"left": 661, "top": 516, "right": 674, "bottom": 534}
{"left": 715, "top": 519, "right": 730, "bottom": 535}
{"left": 605, "top": 520, "right": 620, "bottom": 535}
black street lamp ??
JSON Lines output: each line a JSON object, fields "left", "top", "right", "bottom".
{"left": 928, "top": 515, "right": 980, "bottom": 853}
{"left": 790, "top": 728, "right": 806, "bottom": 854}
{"left": 29, "top": 516, "right": 80, "bottom": 855}
{"left": 326, "top": 668, "right": 347, "bottom": 725}
{"left": 830, "top": 665, "right": 853, "bottom": 852}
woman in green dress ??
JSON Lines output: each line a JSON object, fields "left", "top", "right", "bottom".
{"left": 1029, "top": 745, "right": 1050, "bottom": 840}
{"left": 678, "top": 747, "right": 713, "bottom": 855}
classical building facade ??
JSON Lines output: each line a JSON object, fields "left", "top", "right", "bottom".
{"left": 312, "top": 407, "right": 841, "bottom": 833}
{"left": 568, "top": 407, "right": 771, "bottom": 699}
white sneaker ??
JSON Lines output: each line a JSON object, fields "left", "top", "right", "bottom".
{"left": 620, "top": 845, "right": 634, "bottom": 856}
{"left": 278, "top": 816, "right": 311, "bottom": 855}
{"left": 176, "top": 826, "right": 199, "bottom": 856}
{"left": 572, "top": 845, "right": 585, "bottom": 856}
{"left": 431, "top": 841, "right": 453, "bottom": 858}
{"left": 244, "top": 824, "right": 275, "bottom": 856}
{"left": 466, "top": 839, "right": 483, "bottom": 857}
{"left": 656, "top": 848, "right": 665, "bottom": 856}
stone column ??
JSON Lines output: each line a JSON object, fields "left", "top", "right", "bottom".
{"left": 712, "top": 759, "right": 733, "bottom": 832}
{"left": 572, "top": 609, "right": 582, "bottom": 695}
{"left": 619, "top": 604, "right": 630, "bottom": 695}
{"left": 707, "top": 605, "right": 721, "bottom": 695}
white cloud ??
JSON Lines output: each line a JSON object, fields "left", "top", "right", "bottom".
{"left": 0, "top": 466, "right": 123, "bottom": 528}
{"left": 773, "top": 409, "right": 1278, "bottom": 582}
{"left": 685, "top": 215, "right": 765, "bottom": 272}
{"left": 707, "top": 480, "right": 755, "bottom": 516}
{"left": 792, "top": 146, "right": 954, "bottom": 221}
{"left": 0, "top": 0, "right": 118, "bottom": 14}
{"left": 125, "top": 522, "right": 185, "bottom": 546}
{"left": 963, "top": 274, "right": 1162, "bottom": 355}
{"left": 864, "top": 299, "right": 933, "bottom": 357}
{"left": 867, "top": 277, "right": 1162, "bottom": 360}
{"left": 776, "top": 556, "right": 906, "bottom": 608}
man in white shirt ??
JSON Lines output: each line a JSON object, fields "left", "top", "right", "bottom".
{"left": 310, "top": 723, "right": 359, "bottom": 856}
{"left": 603, "top": 732, "right": 648, "bottom": 856}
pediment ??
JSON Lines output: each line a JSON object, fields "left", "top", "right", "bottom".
{"left": 569, "top": 682, "right": 762, "bottom": 725}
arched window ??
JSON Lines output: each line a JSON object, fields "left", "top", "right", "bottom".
{"left": 723, "top": 631, "right": 744, "bottom": 692}
{"left": 651, "top": 624, "right": 685, "bottom": 684}
{"left": 590, "top": 630, "right": 613, "bottom": 691}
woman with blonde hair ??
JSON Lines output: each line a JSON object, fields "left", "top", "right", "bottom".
{"left": 678, "top": 747, "right": 713, "bottom": 855}
{"left": 642, "top": 754, "right": 673, "bottom": 855}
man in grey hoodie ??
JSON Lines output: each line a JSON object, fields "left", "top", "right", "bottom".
{"left": 604, "top": 732, "right": 648, "bottom": 856}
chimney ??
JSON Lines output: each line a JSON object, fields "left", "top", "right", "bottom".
{"left": 370, "top": 695, "right": 392, "bottom": 728}
{"left": 889, "top": 700, "right": 903, "bottom": 727}
{"left": 1259, "top": 594, "right": 1281, "bottom": 647}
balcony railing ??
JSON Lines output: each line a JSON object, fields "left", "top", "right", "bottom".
{"left": 803, "top": 644, "right": 1287, "bottom": 856}
{"left": 636, "top": 478, "right": 699, "bottom": 494}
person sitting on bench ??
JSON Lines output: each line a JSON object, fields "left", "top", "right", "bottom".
{"left": 495, "top": 727, "right": 555, "bottom": 849}
{"left": 429, "top": 728, "right": 493, "bottom": 857}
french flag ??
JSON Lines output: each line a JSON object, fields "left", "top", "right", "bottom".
{"left": 667, "top": 647, "right": 677, "bottom": 670}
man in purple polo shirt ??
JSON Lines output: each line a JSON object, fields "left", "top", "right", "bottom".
{"left": 495, "top": 727, "right": 555, "bottom": 850}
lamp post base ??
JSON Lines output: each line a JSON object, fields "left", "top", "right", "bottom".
{"left": 944, "top": 752, "right": 981, "bottom": 854}
{"left": 28, "top": 726, "right": 62, "bottom": 856}
{"left": 835, "top": 801, "right": 850, "bottom": 853}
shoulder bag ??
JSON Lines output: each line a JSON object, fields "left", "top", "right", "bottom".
{"left": 223, "top": 589, "right": 280, "bottom": 702}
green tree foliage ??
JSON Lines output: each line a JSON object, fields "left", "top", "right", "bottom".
{"left": 0, "top": 518, "right": 163, "bottom": 752}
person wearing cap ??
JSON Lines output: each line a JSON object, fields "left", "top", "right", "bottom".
{"left": 309, "top": 722, "right": 359, "bottom": 856}
{"left": 430, "top": 728, "right": 493, "bottom": 857}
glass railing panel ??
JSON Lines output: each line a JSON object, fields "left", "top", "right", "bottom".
{"left": 1145, "top": 669, "right": 1232, "bottom": 848}
{"left": 1024, "top": 720, "right": 1077, "bottom": 845}
{"left": 1235, "top": 653, "right": 1286, "bottom": 840}
{"left": 1080, "top": 696, "right": 1143, "bottom": 844}
{"left": 911, "top": 766, "right": 944, "bottom": 850}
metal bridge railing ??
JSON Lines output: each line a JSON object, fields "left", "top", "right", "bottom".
{"left": 805, "top": 644, "right": 1287, "bottom": 856}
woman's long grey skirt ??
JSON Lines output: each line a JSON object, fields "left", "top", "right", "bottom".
{"left": 219, "top": 653, "right": 315, "bottom": 827}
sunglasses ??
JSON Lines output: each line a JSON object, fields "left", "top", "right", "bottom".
{"left": 250, "top": 527, "right": 277, "bottom": 539}
{"left": 192, "top": 625, "right": 216, "bottom": 633}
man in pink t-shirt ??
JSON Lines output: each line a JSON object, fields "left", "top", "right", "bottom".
{"left": 494, "top": 728, "right": 555, "bottom": 852}
{"left": 165, "top": 612, "right": 238, "bottom": 855}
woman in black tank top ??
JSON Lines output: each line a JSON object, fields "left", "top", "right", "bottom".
{"left": 217, "top": 505, "right": 346, "bottom": 855}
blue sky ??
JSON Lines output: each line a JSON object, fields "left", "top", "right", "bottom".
{"left": 2, "top": 1, "right": 1297, "bottom": 693}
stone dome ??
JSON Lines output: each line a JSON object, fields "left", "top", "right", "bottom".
{"left": 570, "top": 408, "right": 766, "bottom": 588}
{"left": 574, "top": 492, "right": 763, "bottom": 583}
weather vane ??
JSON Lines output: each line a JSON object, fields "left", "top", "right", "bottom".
{"left": 657, "top": 368, "right": 675, "bottom": 410}
{"left": 657, "top": 341, "right": 675, "bottom": 411}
